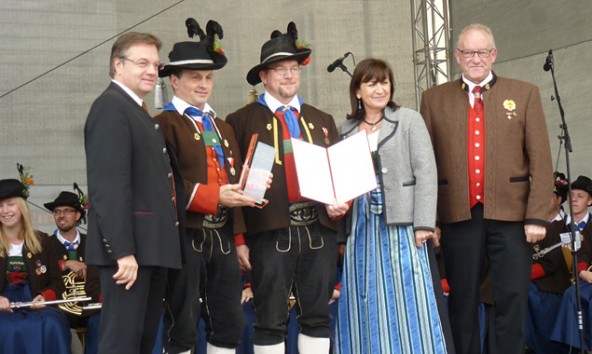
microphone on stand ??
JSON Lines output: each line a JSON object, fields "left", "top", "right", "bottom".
{"left": 327, "top": 52, "right": 352, "bottom": 73}
{"left": 543, "top": 49, "right": 553, "bottom": 72}
{"left": 544, "top": 45, "right": 586, "bottom": 353}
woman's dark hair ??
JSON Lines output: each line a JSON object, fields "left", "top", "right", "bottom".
{"left": 347, "top": 58, "right": 397, "bottom": 120}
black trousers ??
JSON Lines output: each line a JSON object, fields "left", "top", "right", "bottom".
{"left": 164, "top": 229, "right": 203, "bottom": 353}
{"left": 427, "top": 240, "right": 457, "bottom": 354}
{"left": 165, "top": 225, "right": 244, "bottom": 352}
{"left": 441, "top": 204, "right": 531, "bottom": 354}
{"left": 247, "top": 222, "right": 337, "bottom": 345}
{"left": 98, "top": 265, "right": 167, "bottom": 354}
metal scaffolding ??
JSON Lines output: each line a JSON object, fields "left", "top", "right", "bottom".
{"left": 410, "top": 0, "right": 451, "bottom": 109}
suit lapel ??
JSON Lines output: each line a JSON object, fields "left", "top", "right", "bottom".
{"left": 108, "top": 82, "right": 151, "bottom": 120}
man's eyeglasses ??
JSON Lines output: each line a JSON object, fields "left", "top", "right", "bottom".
{"left": 269, "top": 67, "right": 302, "bottom": 76}
{"left": 52, "top": 209, "right": 77, "bottom": 216}
{"left": 457, "top": 49, "right": 494, "bottom": 59}
{"left": 121, "top": 56, "right": 163, "bottom": 70}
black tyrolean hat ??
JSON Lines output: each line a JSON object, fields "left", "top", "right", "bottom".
{"left": 0, "top": 179, "right": 28, "bottom": 201}
{"left": 159, "top": 18, "right": 227, "bottom": 77}
{"left": 571, "top": 175, "right": 592, "bottom": 197}
{"left": 44, "top": 191, "right": 86, "bottom": 219}
{"left": 246, "top": 22, "right": 312, "bottom": 86}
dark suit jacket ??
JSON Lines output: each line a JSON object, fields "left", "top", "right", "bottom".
{"left": 226, "top": 101, "right": 339, "bottom": 235}
{"left": 0, "top": 231, "right": 64, "bottom": 301}
{"left": 84, "top": 82, "right": 182, "bottom": 268}
{"left": 420, "top": 76, "right": 553, "bottom": 225}
{"left": 154, "top": 109, "right": 246, "bottom": 233}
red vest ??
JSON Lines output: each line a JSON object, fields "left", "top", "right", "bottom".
{"left": 468, "top": 104, "right": 485, "bottom": 208}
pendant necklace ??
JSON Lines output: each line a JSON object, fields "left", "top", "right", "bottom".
{"left": 364, "top": 116, "right": 384, "bottom": 132}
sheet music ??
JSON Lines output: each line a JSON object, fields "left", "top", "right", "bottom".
{"left": 291, "top": 138, "right": 335, "bottom": 205}
{"left": 328, "top": 131, "right": 377, "bottom": 203}
{"left": 560, "top": 231, "right": 582, "bottom": 251}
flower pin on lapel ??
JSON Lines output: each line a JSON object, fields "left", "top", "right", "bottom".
{"left": 503, "top": 99, "right": 517, "bottom": 119}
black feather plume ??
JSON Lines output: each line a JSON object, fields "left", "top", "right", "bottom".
{"left": 206, "top": 20, "right": 223, "bottom": 41}
{"left": 73, "top": 182, "right": 84, "bottom": 200}
{"left": 287, "top": 22, "right": 298, "bottom": 41}
{"left": 186, "top": 17, "right": 206, "bottom": 40}
{"left": 73, "top": 182, "right": 87, "bottom": 224}
{"left": 270, "top": 30, "right": 282, "bottom": 39}
{"left": 16, "top": 162, "right": 24, "bottom": 176}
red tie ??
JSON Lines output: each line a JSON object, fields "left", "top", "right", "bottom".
{"left": 141, "top": 102, "right": 148, "bottom": 112}
{"left": 472, "top": 86, "right": 483, "bottom": 114}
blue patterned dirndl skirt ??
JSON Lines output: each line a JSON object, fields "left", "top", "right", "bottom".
{"left": 0, "top": 282, "right": 71, "bottom": 354}
{"left": 336, "top": 185, "right": 447, "bottom": 354}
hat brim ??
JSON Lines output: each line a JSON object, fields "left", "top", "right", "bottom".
{"left": 44, "top": 201, "right": 86, "bottom": 218}
{"left": 246, "top": 50, "right": 311, "bottom": 86}
{"left": 159, "top": 52, "right": 227, "bottom": 77}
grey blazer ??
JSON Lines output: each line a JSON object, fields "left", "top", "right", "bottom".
{"left": 339, "top": 106, "right": 437, "bottom": 231}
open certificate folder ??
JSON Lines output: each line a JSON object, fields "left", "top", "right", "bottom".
{"left": 239, "top": 134, "right": 275, "bottom": 207}
{"left": 291, "top": 131, "right": 377, "bottom": 205}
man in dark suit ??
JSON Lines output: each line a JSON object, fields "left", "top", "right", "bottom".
{"left": 84, "top": 32, "right": 183, "bottom": 354}
{"left": 226, "top": 22, "right": 348, "bottom": 354}
{"left": 45, "top": 190, "right": 101, "bottom": 354}
{"left": 420, "top": 23, "right": 553, "bottom": 354}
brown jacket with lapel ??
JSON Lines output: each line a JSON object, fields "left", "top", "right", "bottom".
{"left": 154, "top": 109, "right": 247, "bottom": 234}
{"left": 420, "top": 76, "right": 553, "bottom": 225}
{"left": 226, "top": 101, "right": 339, "bottom": 236}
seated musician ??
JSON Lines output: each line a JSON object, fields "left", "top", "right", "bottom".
{"left": 550, "top": 175, "right": 592, "bottom": 352}
{"left": 526, "top": 172, "right": 571, "bottom": 354}
{"left": 0, "top": 178, "right": 71, "bottom": 354}
{"left": 45, "top": 190, "right": 101, "bottom": 354}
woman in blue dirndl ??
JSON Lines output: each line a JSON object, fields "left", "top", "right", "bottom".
{"left": 335, "top": 58, "right": 448, "bottom": 354}
{"left": 0, "top": 178, "right": 71, "bottom": 354}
